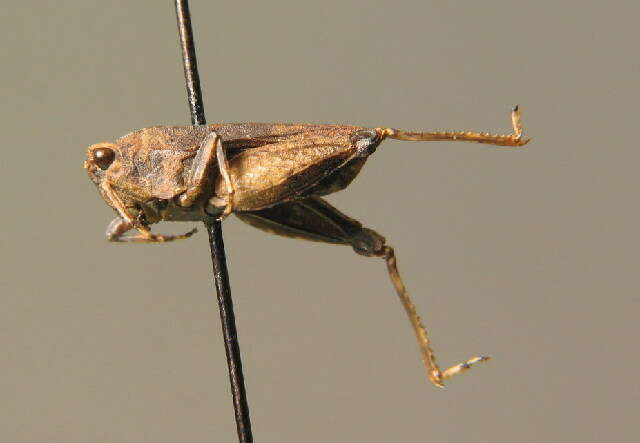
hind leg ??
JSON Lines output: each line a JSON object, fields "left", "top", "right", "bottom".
{"left": 236, "top": 197, "right": 489, "bottom": 387}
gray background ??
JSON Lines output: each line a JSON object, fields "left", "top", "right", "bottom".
{"left": 2, "top": 1, "right": 637, "bottom": 442}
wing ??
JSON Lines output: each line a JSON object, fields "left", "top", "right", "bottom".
{"left": 211, "top": 123, "right": 369, "bottom": 211}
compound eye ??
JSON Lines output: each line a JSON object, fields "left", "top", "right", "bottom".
{"left": 93, "top": 147, "right": 115, "bottom": 170}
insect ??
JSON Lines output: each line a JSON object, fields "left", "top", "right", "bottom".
{"left": 85, "top": 107, "right": 528, "bottom": 387}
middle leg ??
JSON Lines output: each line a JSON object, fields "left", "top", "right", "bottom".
{"left": 180, "top": 130, "right": 235, "bottom": 219}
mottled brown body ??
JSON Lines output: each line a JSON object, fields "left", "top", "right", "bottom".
{"left": 86, "top": 123, "right": 374, "bottom": 227}
{"left": 85, "top": 108, "right": 528, "bottom": 386}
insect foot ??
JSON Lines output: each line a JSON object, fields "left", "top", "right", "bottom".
{"left": 435, "top": 356, "right": 491, "bottom": 386}
{"left": 351, "top": 229, "right": 491, "bottom": 388}
{"left": 135, "top": 228, "right": 198, "bottom": 243}
{"left": 105, "top": 217, "right": 198, "bottom": 243}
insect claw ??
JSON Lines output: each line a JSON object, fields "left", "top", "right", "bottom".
{"left": 145, "top": 227, "right": 198, "bottom": 242}
{"left": 184, "top": 227, "right": 198, "bottom": 237}
{"left": 172, "top": 227, "right": 198, "bottom": 240}
{"left": 438, "top": 355, "right": 491, "bottom": 383}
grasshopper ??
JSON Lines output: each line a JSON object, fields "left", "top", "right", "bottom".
{"left": 85, "top": 107, "right": 528, "bottom": 387}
